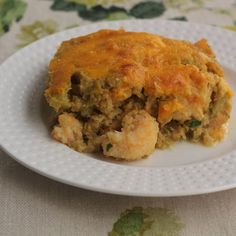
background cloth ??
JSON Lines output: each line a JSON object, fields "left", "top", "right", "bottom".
{"left": 0, "top": 0, "right": 236, "bottom": 235}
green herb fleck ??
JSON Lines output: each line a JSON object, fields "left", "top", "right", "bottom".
{"left": 106, "top": 143, "right": 113, "bottom": 152}
{"left": 188, "top": 119, "right": 201, "bottom": 128}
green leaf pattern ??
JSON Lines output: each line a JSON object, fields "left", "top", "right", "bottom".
{"left": 0, "top": 0, "right": 235, "bottom": 235}
{"left": 50, "top": 0, "right": 167, "bottom": 21}
{"left": 16, "top": 20, "right": 59, "bottom": 48}
{"left": 0, "top": 0, "right": 27, "bottom": 36}
{"left": 109, "top": 207, "right": 184, "bottom": 236}
{"left": 0, "top": 0, "right": 236, "bottom": 40}
{"left": 130, "top": 1, "right": 166, "bottom": 19}
{"left": 66, "top": 0, "right": 126, "bottom": 8}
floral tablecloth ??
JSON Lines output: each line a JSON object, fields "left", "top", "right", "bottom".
{"left": 0, "top": 1, "right": 236, "bottom": 236}
{"left": 1, "top": 0, "right": 236, "bottom": 61}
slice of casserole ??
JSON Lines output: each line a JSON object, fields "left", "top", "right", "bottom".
{"left": 45, "top": 29, "right": 233, "bottom": 161}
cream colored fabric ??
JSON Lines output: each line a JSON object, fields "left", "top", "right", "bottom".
{"left": 1, "top": 0, "right": 236, "bottom": 234}
{"left": 1, "top": 149, "right": 236, "bottom": 236}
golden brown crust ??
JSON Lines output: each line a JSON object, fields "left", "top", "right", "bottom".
{"left": 45, "top": 29, "right": 230, "bottom": 117}
{"left": 45, "top": 29, "right": 233, "bottom": 160}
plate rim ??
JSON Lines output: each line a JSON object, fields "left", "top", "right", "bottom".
{"left": 0, "top": 19, "right": 236, "bottom": 197}
{"left": 1, "top": 144, "right": 236, "bottom": 197}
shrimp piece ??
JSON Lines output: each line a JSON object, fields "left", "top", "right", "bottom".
{"left": 52, "top": 112, "right": 86, "bottom": 151}
{"left": 102, "top": 110, "right": 159, "bottom": 160}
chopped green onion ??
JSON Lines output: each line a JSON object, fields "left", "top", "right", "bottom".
{"left": 189, "top": 119, "right": 201, "bottom": 128}
{"left": 106, "top": 143, "right": 113, "bottom": 151}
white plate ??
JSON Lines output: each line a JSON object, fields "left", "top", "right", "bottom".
{"left": 0, "top": 19, "right": 236, "bottom": 197}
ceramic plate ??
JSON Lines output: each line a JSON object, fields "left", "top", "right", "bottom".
{"left": 0, "top": 19, "right": 236, "bottom": 196}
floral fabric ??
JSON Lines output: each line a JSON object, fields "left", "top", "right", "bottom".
{"left": 0, "top": 0, "right": 236, "bottom": 61}
{"left": 0, "top": 1, "right": 236, "bottom": 235}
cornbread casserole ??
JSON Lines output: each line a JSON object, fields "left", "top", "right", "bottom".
{"left": 45, "top": 29, "right": 233, "bottom": 161}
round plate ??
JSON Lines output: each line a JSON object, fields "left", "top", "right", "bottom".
{"left": 0, "top": 19, "right": 236, "bottom": 197}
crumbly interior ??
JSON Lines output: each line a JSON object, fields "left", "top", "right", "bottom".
{"left": 45, "top": 29, "right": 233, "bottom": 161}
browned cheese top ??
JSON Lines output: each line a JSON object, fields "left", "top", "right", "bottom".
{"left": 46, "top": 29, "right": 232, "bottom": 122}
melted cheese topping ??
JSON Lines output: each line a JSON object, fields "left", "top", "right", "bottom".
{"left": 45, "top": 29, "right": 232, "bottom": 123}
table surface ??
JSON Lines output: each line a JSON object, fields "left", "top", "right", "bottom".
{"left": 0, "top": 0, "right": 236, "bottom": 235}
